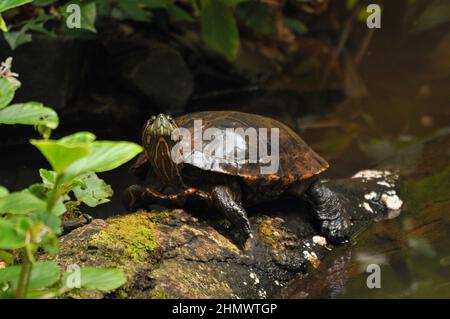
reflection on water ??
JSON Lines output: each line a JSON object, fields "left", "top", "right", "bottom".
{"left": 0, "top": 0, "right": 449, "bottom": 300}
{"left": 282, "top": 11, "right": 450, "bottom": 297}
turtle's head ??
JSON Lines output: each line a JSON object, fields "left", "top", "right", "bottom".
{"left": 143, "top": 114, "right": 177, "bottom": 142}
{"left": 143, "top": 114, "right": 184, "bottom": 185}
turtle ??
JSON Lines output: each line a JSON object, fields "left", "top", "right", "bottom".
{"left": 123, "top": 111, "right": 351, "bottom": 245}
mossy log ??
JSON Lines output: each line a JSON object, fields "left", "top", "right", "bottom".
{"left": 53, "top": 171, "right": 402, "bottom": 299}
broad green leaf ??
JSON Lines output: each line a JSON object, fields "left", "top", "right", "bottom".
{"left": 30, "top": 139, "right": 90, "bottom": 174}
{"left": 64, "top": 141, "right": 143, "bottom": 180}
{"left": 59, "top": 131, "right": 96, "bottom": 145}
{"left": 27, "top": 183, "right": 48, "bottom": 200}
{"left": 73, "top": 173, "right": 113, "bottom": 207}
{"left": 0, "top": 191, "right": 47, "bottom": 215}
{"left": 283, "top": 17, "right": 308, "bottom": 35}
{"left": 0, "top": 186, "right": 9, "bottom": 198}
{"left": 62, "top": 268, "right": 126, "bottom": 291}
{"left": 0, "top": 102, "right": 59, "bottom": 131}
{"left": 79, "top": 1, "right": 97, "bottom": 33}
{"left": 32, "top": 210, "right": 62, "bottom": 234}
{"left": 0, "top": 250, "right": 14, "bottom": 264}
{"left": 201, "top": 0, "right": 239, "bottom": 61}
{"left": 15, "top": 216, "right": 33, "bottom": 235}
{"left": 0, "top": 261, "right": 60, "bottom": 289}
{"left": 3, "top": 28, "right": 32, "bottom": 50}
{"left": 0, "top": 219, "right": 25, "bottom": 249}
{"left": 0, "top": 77, "right": 15, "bottom": 110}
{"left": 29, "top": 223, "right": 59, "bottom": 254}
{"left": 62, "top": 0, "right": 97, "bottom": 33}
{"left": 50, "top": 197, "right": 66, "bottom": 217}
{"left": 0, "top": 0, "right": 33, "bottom": 13}
{"left": 39, "top": 169, "right": 57, "bottom": 189}
{"left": 0, "top": 14, "right": 7, "bottom": 32}
{"left": 26, "top": 288, "right": 61, "bottom": 299}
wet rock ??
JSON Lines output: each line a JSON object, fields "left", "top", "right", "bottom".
{"left": 54, "top": 170, "right": 403, "bottom": 299}
{"left": 108, "top": 42, "right": 194, "bottom": 115}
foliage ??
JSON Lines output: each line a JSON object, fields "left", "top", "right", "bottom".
{"left": 0, "top": 0, "right": 312, "bottom": 62}
{"left": 0, "top": 57, "right": 141, "bottom": 298}
{"left": 0, "top": 58, "right": 57, "bottom": 138}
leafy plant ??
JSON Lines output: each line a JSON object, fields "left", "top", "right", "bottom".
{"left": 0, "top": 0, "right": 311, "bottom": 62}
{"left": 0, "top": 57, "right": 57, "bottom": 138}
{"left": 0, "top": 58, "right": 142, "bottom": 298}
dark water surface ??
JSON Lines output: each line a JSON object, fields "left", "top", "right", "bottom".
{"left": 280, "top": 22, "right": 450, "bottom": 298}
{"left": 1, "top": 3, "right": 449, "bottom": 299}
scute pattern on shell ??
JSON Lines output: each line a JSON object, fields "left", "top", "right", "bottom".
{"left": 175, "top": 111, "right": 329, "bottom": 184}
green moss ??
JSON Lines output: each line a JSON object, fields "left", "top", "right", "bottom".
{"left": 256, "top": 216, "right": 281, "bottom": 246}
{"left": 148, "top": 210, "right": 171, "bottom": 223}
{"left": 90, "top": 212, "right": 158, "bottom": 262}
{"left": 150, "top": 289, "right": 176, "bottom": 299}
{"left": 403, "top": 165, "right": 450, "bottom": 212}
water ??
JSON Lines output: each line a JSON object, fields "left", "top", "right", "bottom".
{"left": 1, "top": 1, "right": 449, "bottom": 299}
{"left": 280, "top": 18, "right": 450, "bottom": 298}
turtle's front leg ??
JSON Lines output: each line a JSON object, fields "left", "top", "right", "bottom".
{"left": 123, "top": 184, "right": 210, "bottom": 211}
{"left": 211, "top": 185, "right": 251, "bottom": 246}
{"left": 123, "top": 184, "right": 147, "bottom": 211}
{"left": 306, "top": 180, "right": 352, "bottom": 243}
{"left": 142, "top": 187, "right": 210, "bottom": 207}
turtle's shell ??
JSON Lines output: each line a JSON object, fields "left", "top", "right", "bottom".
{"left": 175, "top": 111, "right": 329, "bottom": 185}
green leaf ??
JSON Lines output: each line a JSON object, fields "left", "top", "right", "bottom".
{"left": 237, "top": 1, "right": 276, "bottom": 35}
{"left": 0, "top": 0, "right": 33, "bottom": 13}
{"left": 25, "top": 288, "right": 61, "bottom": 299}
{"left": 39, "top": 169, "right": 57, "bottom": 189}
{"left": 0, "top": 77, "right": 15, "bottom": 110}
{"left": 33, "top": 132, "right": 142, "bottom": 180}
{"left": 73, "top": 172, "right": 113, "bottom": 207}
{"left": 0, "top": 14, "right": 7, "bottom": 32}
{"left": 115, "top": 1, "right": 152, "bottom": 22}
{"left": 167, "top": 4, "right": 194, "bottom": 22}
{"left": 0, "top": 102, "right": 59, "bottom": 135}
{"left": 0, "top": 261, "right": 60, "bottom": 289}
{"left": 62, "top": 268, "right": 126, "bottom": 291}
{"left": 283, "top": 17, "right": 308, "bottom": 35}
{"left": 31, "top": 139, "right": 90, "bottom": 174}
{"left": 59, "top": 131, "right": 96, "bottom": 145}
{"left": 64, "top": 141, "right": 143, "bottom": 180}
{"left": 0, "top": 186, "right": 9, "bottom": 198}
{"left": 79, "top": 1, "right": 97, "bottom": 33}
{"left": 62, "top": 0, "right": 97, "bottom": 33}
{"left": 0, "top": 191, "right": 47, "bottom": 215}
{"left": 3, "top": 27, "right": 32, "bottom": 50}
{"left": 0, "top": 219, "right": 25, "bottom": 249}
{"left": 0, "top": 250, "right": 14, "bottom": 264}
{"left": 32, "top": 210, "right": 62, "bottom": 234}
{"left": 201, "top": 0, "right": 239, "bottom": 61}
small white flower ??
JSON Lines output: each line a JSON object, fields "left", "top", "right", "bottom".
{"left": 0, "top": 57, "right": 21, "bottom": 88}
